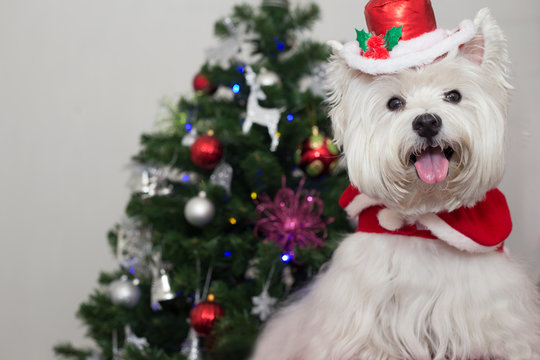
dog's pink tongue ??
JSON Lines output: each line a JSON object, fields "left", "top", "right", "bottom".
{"left": 414, "top": 147, "right": 449, "bottom": 184}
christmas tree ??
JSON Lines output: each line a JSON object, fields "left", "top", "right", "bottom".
{"left": 54, "top": 1, "right": 349, "bottom": 359}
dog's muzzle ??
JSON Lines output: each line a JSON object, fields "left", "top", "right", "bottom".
{"left": 409, "top": 113, "right": 454, "bottom": 185}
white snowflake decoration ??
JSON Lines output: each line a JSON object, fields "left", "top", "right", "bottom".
{"left": 251, "top": 288, "right": 277, "bottom": 321}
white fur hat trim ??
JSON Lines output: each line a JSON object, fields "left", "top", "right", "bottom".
{"left": 339, "top": 19, "right": 475, "bottom": 75}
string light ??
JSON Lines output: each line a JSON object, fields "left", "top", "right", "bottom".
{"left": 251, "top": 192, "right": 258, "bottom": 200}
{"left": 273, "top": 37, "right": 285, "bottom": 51}
{"left": 184, "top": 123, "right": 192, "bottom": 131}
{"left": 281, "top": 253, "right": 293, "bottom": 263}
{"left": 182, "top": 174, "right": 190, "bottom": 182}
{"left": 224, "top": 251, "right": 231, "bottom": 257}
{"left": 207, "top": 294, "right": 215, "bottom": 301}
{"left": 286, "top": 114, "right": 294, "bottom": 121}
{"left": 237, "top": 66, "right": 245, "bottom": 73}
{"left": 129, "top": 267, "right": 135, "bottom": 274}
{"left": 229, "top": 217, "right": 237, "bottom": 225}
{"left": 232, "top": 84, "right": 241, "bottom": 93}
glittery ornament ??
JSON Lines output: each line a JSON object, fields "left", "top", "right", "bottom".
{"left": 295, "top": 127, "right": 339, "bottom": 177}
{"left": 116, "top": 219, "right": 153, "bottom": 277}
{"left": 135, "top": 167, "right": 172, "bottom": 198}
{"left": 254, "top": 177, "right": 333, "bottom": 252}
{"left": 192, "top": 73, "right": 216, "bottom": 94}
{"left": 184, "top": 191, "right": 215, "bottom": 227}
{"left": 210, "top": 162, "right": 233, "bottom": 195}
{"left": 190, "top": 135, "right": 223, "bottom": 170}
{"left": 172, "top": 170, "right": 202, "bottom": 186}
{"left": 189, "top": 301, "right": 225, "bottom": 337}
{"left": 109, "top": 276, "right": 141, "bottom": 308}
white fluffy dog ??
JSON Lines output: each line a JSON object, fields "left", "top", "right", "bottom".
{"left": 250, "top": 4, "right": 540, "bottom": 360}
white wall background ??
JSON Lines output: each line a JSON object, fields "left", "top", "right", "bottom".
{"left": 0, "top": 0, "right": 538, "bottom": 359}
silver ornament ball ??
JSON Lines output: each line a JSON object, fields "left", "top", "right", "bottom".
{"left": 109, "top": 276, "right": 141, "bottom": 308}
{"left": 184, "top": 191, "right": 215, "bottom": 227}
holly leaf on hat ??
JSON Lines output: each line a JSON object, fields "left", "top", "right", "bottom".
{"left": 384, "top": 26, "right": 403, "bottom": 51}
{"left": 355, "top": 29, "right": 372, "bottom": 52}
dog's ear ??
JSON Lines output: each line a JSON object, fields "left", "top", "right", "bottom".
{"left": 326, "top": 41, "right": 351, "bottom": 147}
{"left": 460, "top": 8, "right": 511, "bottom": 83}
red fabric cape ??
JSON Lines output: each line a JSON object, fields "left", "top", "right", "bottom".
{"left": 339, "top": 186, "right": 512, "bottom": 249}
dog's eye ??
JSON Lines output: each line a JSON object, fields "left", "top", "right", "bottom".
{"left": 444, "top": 90, "right": 462, "bottom": 104}
{"left": 387, "top": 97, "right": 405, "bottom": 111}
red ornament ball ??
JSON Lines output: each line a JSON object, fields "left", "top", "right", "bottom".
{"left": 192, "top": 73, "right": 216, "bottom": 94}
{"left": 189, "top": 301, "right": 225, "bottom": 337}
{"left": 190, "top": 135, "right": 223, "bottom": 170}
{"left": 295, "top": 132, "right": 339, "bottom": 177}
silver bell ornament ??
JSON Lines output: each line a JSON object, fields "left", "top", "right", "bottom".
{"left": 151, "top": 269, "right": 176, "bottom": 310}
{"left": 184, "top": 191, "right": 215, "bottom": 227}
{"left": 257, "top": 68, "right": 281, "bottom": 87}
{"left": 109, "top": 276, "right": 141, "bottom": 308}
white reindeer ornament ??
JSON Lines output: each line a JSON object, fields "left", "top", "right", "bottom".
{"left": 243, "top": 66, "right": 283, "bottom": 152}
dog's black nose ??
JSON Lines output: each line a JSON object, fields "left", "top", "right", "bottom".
{"left": 412, "top": 113, "right": 442, "bottom": 139}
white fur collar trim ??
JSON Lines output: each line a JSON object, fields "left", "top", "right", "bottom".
{"left": 417, "top": 213, "right": 499, "bottom": 253}
{"left": 344, "top": 192, "right": 383, "bottom": 218}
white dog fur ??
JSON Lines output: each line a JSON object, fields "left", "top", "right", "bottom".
{"left": 250, "top": 9, "right": 540, "bottom": 360}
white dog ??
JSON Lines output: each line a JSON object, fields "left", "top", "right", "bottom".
{"left": 250, "top": 1, "right": 540, "bottom": 359}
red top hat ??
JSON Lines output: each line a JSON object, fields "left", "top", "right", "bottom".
{"left": 337, "top": 0, "right": 476, "bottom": 74}
{"left": 365, "top": 0, "right": 436, "bottom": 40}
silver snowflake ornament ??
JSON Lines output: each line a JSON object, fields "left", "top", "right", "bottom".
{"left": 251, "top": 288, "right": 277, "bottom": 321}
